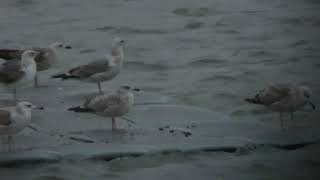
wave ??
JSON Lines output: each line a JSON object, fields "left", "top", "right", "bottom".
{"left": 92, "top": 26, "right": 171, "bottom": 35}
{"left": 187, "top": 57, "right": 228, "bottom": 67}
{"left": 1, "top": 141, "right": 317, "bottom": 167}
{"left": 172, "top": 7, "right": 220, "bottom": 17}
{"left": 125, "top": 61, "right": 170, "bottom": 71}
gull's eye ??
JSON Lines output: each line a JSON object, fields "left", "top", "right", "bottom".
{"left": 120, "top": 40, "right": 124, "bottom": 43}
{"left": 26, "top": 104, "right": 32, "bottom": 108}
{"left": 58, "top": 44, "right": 63, "bottom": 47}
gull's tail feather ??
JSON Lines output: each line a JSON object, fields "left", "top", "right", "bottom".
{"left": 51, "top": 73, "right": 76, "bottom": 80}
{"left": 68, "top": 106, "right": 93, "bottom": 112}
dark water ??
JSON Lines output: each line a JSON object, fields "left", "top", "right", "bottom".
{"left": 0, "top": 0, "right": 319, "bottom": 179}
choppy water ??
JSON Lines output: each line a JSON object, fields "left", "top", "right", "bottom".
{"left": 0, "top": 0, "right": 320, "bottom": 179}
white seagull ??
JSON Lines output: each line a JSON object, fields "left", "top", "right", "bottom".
{"left": 68, "top": 85, "right": 139, "bottom": 132}
{"left": 0, "top": 42, "right": 72, "bottom": 87}
{"left": 0, "top": 50, "right": 38, "bottom": 100}
{"left": 52, "top": 37, "right": 124, "bottom": 94}
{"left": 246, "top": 83, "right": 316, "bottom": 130}
{"left": 0, "top": 101, "right": 44, "bottom": 151}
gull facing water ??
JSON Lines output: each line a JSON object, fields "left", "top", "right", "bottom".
{"left": 246, "top": 83, "right": 316, "bottom": 130}
{"left": 68, "top": 86, "right": 139, "bottom": 132}
{"left": 0, "top": 42, "right": 72, "bottom": 87}
{"left": 0, "top": 50, "right": 38, "bottom": 100}
{"left": 52, "top": 37, "right": 124, "bottom": 94}
{"left": 0, "top": 102, "right": 43, "bottom": 151}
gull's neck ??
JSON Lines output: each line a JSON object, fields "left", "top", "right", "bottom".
{"left": 110, "top": 45, "right": 124, "bottom": 66}
{"left": 127, "top": 91, "right": 134, "bottom": 106}
{"left": 48, "top": 44, "right": 59, "bottom": 58}
{"left": 21, "top": 57, "right": 37, "bottom": 72}
{"left": 49, "top": 43, "right": 58, "bottom": 52}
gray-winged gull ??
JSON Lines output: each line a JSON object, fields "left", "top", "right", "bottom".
{"left": 68, "top": 85, "right": 139, "bottom": 132}
{"left": 246, "top": 83, "right": 316, "bottom": 130}
{"left": 0, "top": 50, "right": 38, "bottom": 100}
{"left": 0, "top": 101, "right": 44, "bottom": 151}
{"left": 0, "top": 42, "right": 72, "bottom": 87}
{"left": 52, "top": 37, "right": 124, "bottom": 94}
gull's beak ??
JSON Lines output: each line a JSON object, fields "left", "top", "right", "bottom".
{"left": 309, "top": 101, "right": 316, "bottom": 110}
{"left": 133, "top": 88, "right": 141, "bottom": 92}
{"left": 33, "top": 105, "right": 44, "bottom": 110}
{"left": 65, "top": 45, "right": 72, "bottom": 49}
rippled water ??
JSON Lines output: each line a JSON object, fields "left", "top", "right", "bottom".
{"left": 0, "top": 0, "right": 319, "bottom": 179}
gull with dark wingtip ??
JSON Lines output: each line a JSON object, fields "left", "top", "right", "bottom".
{"left": 0, "top": 50, "right": 38, "bottom": 100}
{"left": 52, "top": 37, "right": 124, "bottom": 94}
{"left": 68, "top": 85, "right": 139, "bottom": 132}
{"left": 246, "top": 83, "right": 316, "bottom": 131}
{"left": 0, "top": 42, "right": 72, "bottom": 87}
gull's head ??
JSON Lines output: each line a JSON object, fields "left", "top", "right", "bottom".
{"left": 22, "top": 50, "right": 38, "bottom": 60}
{"left": 21, "top": 50, "right": 38, "bottom": 68}
{"left": 50, "top": 42, "right": 72, "bottom": 50}
{"left": 300, "top": 86, "right": 316, "bottom": 110}
{"left": 17, "top": 102, "right": 44, "bottom": 111}
{"left": 119, "top": 85, "right": 131, "bottom": 93}
{"left": 112, "top": 37, "right": 125, "bottom": 47}
{"left": 118, "top": 85, "right": 139, "bottom": 105}
{"left": 300, "top": 86, "right": 312, "bottom": 98}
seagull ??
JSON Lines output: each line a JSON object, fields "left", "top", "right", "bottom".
{"left": 52, "top": 37, "right": 124, "bottom": 94}
{"left": 0, "top": 50, "right": 38, "bottom": 100}
{"left": 246, "top": 83, "right": 316, "bottom": 130}
{"left": 68, "top": 85, "right": 139, "bottom": 132}
{"left": 0, "top": 101, "right": 44, "bottom": 151}
{"left": 0, "top": 42, "right": 72, "bottom": 87}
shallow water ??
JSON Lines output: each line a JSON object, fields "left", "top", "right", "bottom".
{"left": 0, "top": 0, "right": 320, "bottom": 179}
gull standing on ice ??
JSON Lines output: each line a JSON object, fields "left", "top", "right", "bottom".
{"left": 52, "top": 37, "right": 125, "bottom": 94}
{"left": 0, "top": 50, "right": 38, "bottom": 100}
{"left": 0, "top": 42, "right": 72, "bottom": 87}
{"left": 68, "top": 86, "right": 139, "bottom": 132}
{"left": 0, "top": 102, "right": 44, "bottom": 151}
{"left": 246, "top": 83, "right": 316, "bottom": 130}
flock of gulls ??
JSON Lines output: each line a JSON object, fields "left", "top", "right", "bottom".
{"left": 0, "top": 37, "right": 317, "bottom": 151}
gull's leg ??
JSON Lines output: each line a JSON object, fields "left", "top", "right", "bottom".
{"left": 111, "top": 118, "right": 127, "bottom": 133}
{"left": 112, "top": 118, "right": 117, "bottom": 131}
{"left": 8, "top": 135, "right": 14, "bottom": 152}
{"left": 0, "top": 136, "right": 4, "bottom": 152}
{"left": 97, "top": 82, "right": 103, "bottom": 94}
{"left": 34, "top": 73, "right": 39, "bottom": 87}
{"left": 34, "top": 73, "right": 48, "bottom": 88}
{"left": 290, "top": 111, "right": 295, "bottom": 131}
{"left": 13, "top": 86, "right": 18, "bottom": 103}
{"left": 280, "top": 112, "right": 285, "bottom": 131}
{"left": 0, "top": 136, "right": 2, "bottom": 152}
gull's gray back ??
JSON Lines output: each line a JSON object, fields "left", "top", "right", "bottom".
{"left": 69, "top": 58, "right": 111, "bottom": 79}
{"left": 258, "top": 83, "right": 292, "bottom": 106}
{"left": 0, "top": 60, "right": 25, "bottom": 84}
{"left": 85, "top": 93, "right": 130, "bottom": 117}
